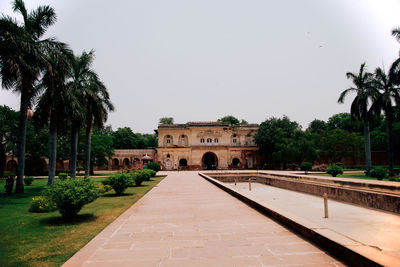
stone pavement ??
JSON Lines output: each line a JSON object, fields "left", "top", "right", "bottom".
{"left": 63, "top": 171, "right": 342, "bottom": 266}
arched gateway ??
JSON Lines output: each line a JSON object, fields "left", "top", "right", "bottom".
{"left": 202, "top": 152, "right": 218, "bottom": 170}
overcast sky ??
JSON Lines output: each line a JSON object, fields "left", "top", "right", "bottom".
{"left": 1, "top": 0, "right": 400, "bottom": 133}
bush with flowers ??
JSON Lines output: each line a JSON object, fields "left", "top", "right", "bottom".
{"left": 29, "top": 196, "right": 57, "bottom": 213}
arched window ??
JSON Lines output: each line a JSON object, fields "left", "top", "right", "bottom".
{"left": 232, "top": 158, "right": 240, "bottom": 167}
{"left": 167, "top": 154, "right": 170, "bottom": 158}
{"left": 207, "top": 138, "right": 212, "bottom": 143}
{"left": 214, "top": 138, "right": 219, "bottom": 143}
{"left": 200, "top": 138, "right": 205, "bottom": 144}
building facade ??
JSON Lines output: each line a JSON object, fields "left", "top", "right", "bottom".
{"left": 109, "top": 149, "right": 156, "bottom": 170}
{"left": 155, "top": 122, "right": 260, "bottom": 170}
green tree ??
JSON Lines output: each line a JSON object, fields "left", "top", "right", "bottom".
{"left": 90, "top": 134, "right": 114, "bottom": 168}
{"left": 0, "top": 106, "right": 18, "bottom": 176}
{"left": 317, "top": 129, "right": 363, "bottom": 163}
{"left": 112, "top": 127, "right": 138, "bottom": 149}
{"left": 338, "top": 63, "right": 378, "bottom": 173}
{"left": 67, "top": 51, "right": 95, "bottom": 178}
{"left": 307, "top": 119, "right": 327, "bottom": 133}
{"left": 141, "top": 133, "right": 158, "bottom": 148}
{"left": 82, "top": 74, "right": 114, "bottom": 178}
{"left": 0, "top": 0, "right": 60, "bottom": 192}
{"left": 34, "top": 45, "right": 73, "bottom": 185}
{"left": 217, "top": 115, "right": 240, "bottom": 125}
{"left": 254, "top": 116, "right": 305, "bottom": 168}
{"left": 159, "top": 117, "right": 174, "bottom": 124}
{"left": 326, "top": 113, "right": 362, "bottom": 132}
{"left": 372, "top": 67, "right": 400, "bottom": 176}
{"left": 24, "top": 122, "right": 48, "bottom": 175}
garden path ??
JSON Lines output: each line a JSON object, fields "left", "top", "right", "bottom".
{"left": 63, "top": 171, "right": 342, "bottom": 266}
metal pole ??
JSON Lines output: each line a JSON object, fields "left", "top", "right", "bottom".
{"left": 323, "top": 193, "right": 328, "bottom": 218}
{"left": 234, "top": 178, "right": 237, "bottom": 186}
{"left": 249, "top": 179, "right": 251, "bottom": 191}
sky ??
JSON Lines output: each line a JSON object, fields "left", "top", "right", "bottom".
{"left": 1, "top": 0, "right": 400, "bottom": 133}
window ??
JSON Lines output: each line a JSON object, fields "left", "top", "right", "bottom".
{"left": 200, "top": 138, "right": 205, "bottom": 143}
{"left": 165, "top": 135, "right": 172, "bottom": 146}
{"left": 233, "top": 138, "right": 237, "bottom": 143}
{"left": 180, "top": 135, "right": 186, "bottom": 146}
{"left": 167, "top": 154, "right": 170, "bottom": 158}
{"left": 214, "top": 138, "right": 218, "bottom": 143}
{"left": 207, "top": 138, "right": 212, "bottom": 143}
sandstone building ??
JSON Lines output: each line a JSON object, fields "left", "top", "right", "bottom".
{"left": 155, "top": 122, "right": 260, "bottom": 170}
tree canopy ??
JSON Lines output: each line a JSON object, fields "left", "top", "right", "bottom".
{"left": 159, "top": 117, "right": 174, "bottom": 124}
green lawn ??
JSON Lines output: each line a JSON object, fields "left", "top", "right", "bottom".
{"left": 314, "top": 172, "right": 400, "bottom": 181}
{"left": 0, "top": 176, "right": 164, "bottom": 267}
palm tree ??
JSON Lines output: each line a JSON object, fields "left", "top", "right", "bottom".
{"left": 34, "top": 46, "right": 73, "bottom": 185}
{"left": 338, "top": 63, "right": 378, "bottom": 174}
{"left": 372, "top": 68, "right": 400, "bottom": 176}
{"left": 67, "top": 51, "right": 95, "bottom": 178}
{"left": 0, "top": 0, "right": 58, "bottom": 193}
{"left": 83, "top": 75, "right": 114, "bottom": 178}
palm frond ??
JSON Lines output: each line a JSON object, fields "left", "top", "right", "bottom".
{"left": 392, "top": 27, "right": 400, "bottom": 42}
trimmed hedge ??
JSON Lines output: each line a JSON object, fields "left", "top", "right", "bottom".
{"left": 147, "top": 162, "right": 161, "bottom": 172}
{"left": 326, "top": 164, "right": 343, "bottom": 177}
{"left": 103, "top": 173, "right": 132, "bottom": 195}
{"left": 369, "top": 167, "right": 388, "bottom": 180}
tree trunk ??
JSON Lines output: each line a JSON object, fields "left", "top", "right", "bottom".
{"left": 386, "top": 114, "right": 395, "bottom": 176}
{"left": 69, "top": 125, "right": 79, "bottom": 178}
{"left": 363, "top": 120, "right": 372, "bottom": 174}
{"left": 15, "top": 91, "right": 29, "bottom": 193}
{"left": 84, "top": 124, "right": 91, "bottom": 179}
{"left": 47, "top": 111, "right": 57, "bottom": 185}
{"left": 90, "top": 163, "right": 94, "bottom": 176}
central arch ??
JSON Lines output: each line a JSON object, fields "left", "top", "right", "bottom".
{"left": 202, "top": 152, "right": 218, "bottom": 170}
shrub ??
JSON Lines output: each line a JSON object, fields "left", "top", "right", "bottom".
{"left": 326, "top": 164, "right": 343, "bottom": 177}
{"left": 147, "top": 162, "right": 161, "bottom": 172}
{"left": 96, "top": 182, "right": 113, "bottom": 193}
{"left": 388, "top": 177, "right": 400, "bottom": 182}
{"left": 300, "top": 162, "right": 313, "bottom": 175}
{"left": 45, "top": 179, "right": 99, "bottom": 218}
{"left": 29, "top": 196, "right": 57, "bottom": 213}
{"left": 369, "top": 167, "right": 388, "bottom": 180}
{"left": 58, "top": 173, "right": 69, "bottom": 180}
{"left": 24, "top": 176, "right": 34, "bottom": 186}
{"left": 103, "top": 173, "right": 132, "bottom": 195}
{"left": 142, "top": 169, "right": 155, "bottom": 180}
{"left": 132, "top": 171, "right": 145, "bottom": 186}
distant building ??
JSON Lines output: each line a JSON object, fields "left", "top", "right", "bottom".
{"left": 109, "top": 149, "right": 157, "bottom": 170}
{"left": 155, "top": 122, "right": 260, "bottom": 170}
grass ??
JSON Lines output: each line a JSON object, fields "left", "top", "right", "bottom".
{"left": 314, "top": 172, "right": 400, "bottom": 181}
{"left": 0, "top": 175, "right": 164, "bottom": 267}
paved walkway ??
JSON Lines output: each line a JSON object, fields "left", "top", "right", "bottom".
{"left": 63, "top": 171, "right": 342, "bottom": 266}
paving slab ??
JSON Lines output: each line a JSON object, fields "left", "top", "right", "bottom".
{"left": 63, "top": 171, "right": 341, "bottom": 266}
